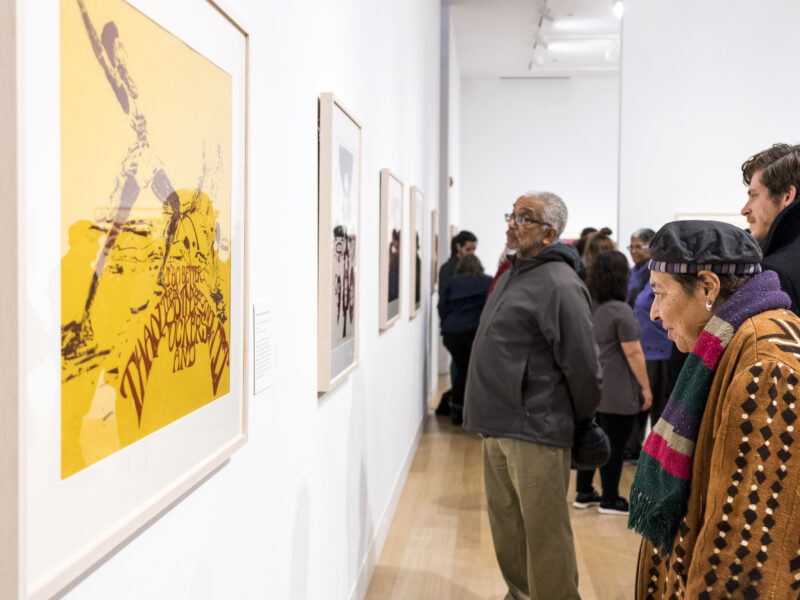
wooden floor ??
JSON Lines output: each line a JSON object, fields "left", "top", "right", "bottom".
{"left": 366, "top": 381, "right": 642, "bottom": 600}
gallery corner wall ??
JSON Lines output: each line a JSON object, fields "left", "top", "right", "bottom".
{"left": 460, "top": 76, "right": 620, "bottom": 269}
{"left": 8, "top": 0, "right": 443, "bottom": 599}
{"left": 436, "top": 7, "right": 460, "bottom": 375}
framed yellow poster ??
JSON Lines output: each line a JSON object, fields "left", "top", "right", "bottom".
{"left": 1, "top": 0, "right": 249, "bottom": 597}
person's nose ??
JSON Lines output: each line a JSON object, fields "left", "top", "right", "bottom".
{"left": 741, "top": 200, "right": 751, "bottom": 216}
{"left": 650, "top": 301, "right": 660, "bottom": 323}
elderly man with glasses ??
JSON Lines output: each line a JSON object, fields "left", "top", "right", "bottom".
{"left": 463, "top": 191, "right": 602, "bottom": 600}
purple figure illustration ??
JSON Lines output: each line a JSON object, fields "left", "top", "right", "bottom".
{"left": 63, "top": 0, "right": 182, "bottom": 357}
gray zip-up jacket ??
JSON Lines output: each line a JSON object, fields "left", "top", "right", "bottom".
{"left": 463, "top": 243, "right": 602, "bottom": 447}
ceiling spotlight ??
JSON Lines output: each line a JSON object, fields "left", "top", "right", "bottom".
{"left": 612, "top": 0, "right": 624, "bottom": 19}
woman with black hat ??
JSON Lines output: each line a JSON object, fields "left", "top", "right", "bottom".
{"left": 628, "top": 220, "right": 800, "bottom": 598}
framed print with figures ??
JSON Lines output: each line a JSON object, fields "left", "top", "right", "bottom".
{"left": 379, "top": 168, "right": 404, "bottom": 330}
{"left": 318, "top": 93, "right": 361, "bottom": 392}
{"left": 409, "top": 186, "right": 424, "bottom": 318}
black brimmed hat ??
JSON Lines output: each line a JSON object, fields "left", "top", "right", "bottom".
{"left": 648, "top": 220, "right": 762, "bottom": 275}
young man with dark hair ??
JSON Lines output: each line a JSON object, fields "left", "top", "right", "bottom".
{"left": 438, "top": 230, "right": 478, "bottom": 294}
{"left": 741, "top": 143, "right": 800, "bottom": 311}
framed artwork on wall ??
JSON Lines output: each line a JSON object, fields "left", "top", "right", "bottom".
{"left": 317, "top": 93, "right": 361, "bottom": 392}
{"left": 408, "top": 186, "right": 424, "bottom": 318}
{"left": 2, "top": 0, "right": 249, "bottom": 597}
{"left": 430, "top": 209, "right": 440, "bottom": 294}
{"left": 379, "top": 169, "right": 404, "bottom": 330}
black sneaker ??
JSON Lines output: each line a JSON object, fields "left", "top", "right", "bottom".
{"left": 572, "top": 490, "right": 601, "bottom": 509}
{"left": 598, "top": 497, "right": 629, "bottom": 515}
{"left": 435, "top": 391, "right": 452, "bottom": 415}
{"left": 623, "top": 448, "right": 640, "bottom": 464}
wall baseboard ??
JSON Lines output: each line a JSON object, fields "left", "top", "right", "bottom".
{"left": 347, "top": 416, "right": 424, "bottom": 600}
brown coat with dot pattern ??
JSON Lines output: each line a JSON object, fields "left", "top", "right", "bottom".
{"left": 635, "top": 309, "right": 800, "bottom": 599}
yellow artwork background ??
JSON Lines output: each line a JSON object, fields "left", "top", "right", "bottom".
{"left": 60, "top": 0, "right": 233, "bottom": 478}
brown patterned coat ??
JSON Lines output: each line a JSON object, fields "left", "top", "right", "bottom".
{"left": 636, "top": 309, "right": 800, "bottom": 599}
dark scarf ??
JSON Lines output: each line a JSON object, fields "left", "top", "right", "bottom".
{"left": 628, "top": 270, "right": 790, "bottom": 553}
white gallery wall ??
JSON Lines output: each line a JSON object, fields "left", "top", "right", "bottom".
{"left": 436, "top": 9, "right": 461, "bottom": 375}
{"left": 8, "top": 0, "right": 442, "bottom": 599}
{"left": 618, "top": 0, "right": 800, "bottom": 245}
{"left": 446, "top": 11, "right": 463, "bottom": 232}
{"left": 459, "top": 77, "right": 620, "bottom": 267}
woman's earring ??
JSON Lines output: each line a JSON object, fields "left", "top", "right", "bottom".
{"left": 705, "top": 298, "right": 713, "bottom": 311}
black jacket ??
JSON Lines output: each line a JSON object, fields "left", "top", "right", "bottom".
{"left": 438, "top": 255, "right": 458, "bottom": 296}
{"left": 438, "top": 274, "right": 492, "bottom": 334}
{"left": 463, "top": 244, "right": 602, "bottom": 448}
{"left": 762, "top": 200, "right": 800, "bottom": 313}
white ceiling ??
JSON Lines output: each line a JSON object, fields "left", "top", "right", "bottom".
{"left": 446, "top": 0, "right": 622, "bottom": 78}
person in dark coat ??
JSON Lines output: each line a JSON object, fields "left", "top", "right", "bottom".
{"left": 463, "top": 191, "right": 602, "bottom": 600}
{"left": 741, "top": 143, "right": 800, "bottom": 311}
{"left": 435, "top": 230, "right": 478, "bottom": 415}
{"left": 437, "top": 254, "right": 492, "bottom": 424}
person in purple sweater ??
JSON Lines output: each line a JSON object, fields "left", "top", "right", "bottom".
{"left": 625, "top": 228, "right": 674, "bottom": 459}
{"left": 437, "top": 254, "right": 492, "bottom": 425}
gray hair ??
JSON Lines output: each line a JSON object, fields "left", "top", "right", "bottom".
{"left": 522, "top": 191, "right": 567, "bottom": 237}
{"left": 631, "top": 228, "right": 656, "bottom": 243}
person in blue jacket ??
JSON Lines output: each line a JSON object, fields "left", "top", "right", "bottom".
{"left": 624, "top": 228, "right": 674, "bottom": 459}
{"left": 437, "top": 254, "right": 492, "bottom": 425}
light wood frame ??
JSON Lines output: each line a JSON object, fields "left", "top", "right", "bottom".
{"left": 317, "top": 93, "right": 362, "bottom": 392}
{"left": 0, "top": 1, "right": 20, "bottom": 598}
{"left": 430, "top": 209, "right": 440, "bottom": 294}
{"left": 3, "top": 1, "right": 249, "bottom": 597}
{"left": 408, "top": 186, "right": 424, "bottom": 318}
{"left": 379, "top": 168, "right": 404, "bottom": 330}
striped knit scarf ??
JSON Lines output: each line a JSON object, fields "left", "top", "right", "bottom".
{"left": 628, "top": 270, "right": 790, "bottom": 553}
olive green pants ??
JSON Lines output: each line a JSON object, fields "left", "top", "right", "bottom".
{"left": 483, "top": 437, "right": 580, "bottom": 600}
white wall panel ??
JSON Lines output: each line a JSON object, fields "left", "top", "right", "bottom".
{"left": 618, "top": 0, "right": 800, "bottom": 245}
{"left": 460, "top": 77, "right": 620, "bottom": 267}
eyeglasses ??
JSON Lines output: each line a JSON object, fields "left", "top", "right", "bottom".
{"left": 504, "top": 213, "right": 551, "bottom": 227}
{"left": 627, "top": 244, "right": 650, "bottom": 251}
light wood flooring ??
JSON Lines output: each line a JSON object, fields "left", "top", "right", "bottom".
{"left": 366, "top": 381, "right": 642, "bottom": 600}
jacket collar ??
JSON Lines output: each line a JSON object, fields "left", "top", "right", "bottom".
{"left": 762, "top": 199, "right": 800, "bottom": 254}
{"left": 509, "top": 242, "right": 581, "bottom": 274}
